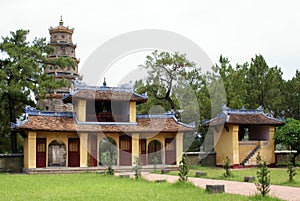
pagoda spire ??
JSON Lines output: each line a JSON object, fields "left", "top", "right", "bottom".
{"left": 59, "top": 15, "right": 63, "bottom": 26}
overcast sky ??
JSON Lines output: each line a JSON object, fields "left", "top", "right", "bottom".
{"left": 1, "top": 0, "right": 300, "bottom": 85}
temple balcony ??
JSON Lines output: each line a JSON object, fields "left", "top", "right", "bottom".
{"left": 86, "top": 112, "right": 129, "bottom": 123}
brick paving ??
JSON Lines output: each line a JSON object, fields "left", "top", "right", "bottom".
{"left": 141, "top": 173, "right": 300, "bottom": 201}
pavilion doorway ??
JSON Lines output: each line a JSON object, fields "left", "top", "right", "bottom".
{"left": 48, "top": 140, "right": 66, "bottom": 167}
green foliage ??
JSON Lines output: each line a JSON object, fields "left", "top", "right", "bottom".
{"left": 152, "top": 155, "right": 159, "bottom": 171}
{"left": 185, "top": 133, "right": 201, "bottom": 152}
{"left": 132, "top": 156, "right": 142, "bottom": 179}
{"left": 283, "top": 70, "right": 300, "bottom": 120}
{"left": 223, "top": 156, "right": 232, "bottom": 177}
{"left": 99, "top": 137, "right": 117, "bottom": 166}
{"left": 0, "top": 30, "right": 74, "bottom": 153}
{"left": 281, "top": 70, "right": 300, "bottom": 121}
{"left": 138, "top": 50, "right": 196, "bottom": 111}
{"left": 211, "top": 55, "right": 285, "bottom": 115}
{"left": 136, "top": 51, "right": 210, "bottom": 152}
{"left": 178, "top": 154, "right": 189, "bottom": 182}
{"left": 246, "top": 55, "right": 284, "bottom": 114}
{"left": 211, "top": 55, "right": 248, "bottom": 109}
{"left": 256, "top": 152, "right": 262, "bottom": 167}
{"left": 287, "top": 153, "right": 297, "bottom": 182}
{"left": 256, "top": 161, "right": 271, "bottom": 196}
{"left": 275, "top": 118, "right": 300, "bottom": 165}
{"left": 101, "top": 152, "right": 114, "bottom": 175}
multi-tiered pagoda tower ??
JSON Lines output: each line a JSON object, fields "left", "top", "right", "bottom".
{"left": 37, "top": 17, "right": 81, "bottom": 112}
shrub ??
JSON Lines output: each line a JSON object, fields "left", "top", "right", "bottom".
{"left": 256, "top": 161, "right": 270, "bottom": 196}
{"left": 133, "top": 156, "right": 142, "bottom": 179}
{"left": 178, "top": 154, "right": 189, "bottom": 182}
{"left": 152, "top": 155, "right": 159, "bottom": 171}
{"left": 102, "top": 152, "right": 114, "bottom": 175}
{"left": 223, "top": 156, "right": 231, "bottom": 177}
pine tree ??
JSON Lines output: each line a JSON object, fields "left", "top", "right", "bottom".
{"left": 132, "top": 156, "right": 142, "bottom": 179}
{"left": 0, "top": 30, "right": 74, "bottom": 153}
{"left": 256, "top": 151, "right": 262, "bottom": 167}
{"left": 256, "top": 161, "right": 270, "bottom": 196}
{"left": 178, "top": 154, "right": 189, "bottom": 182}
{"left": 223, "top": 156, "right": 232, "bottom": 177}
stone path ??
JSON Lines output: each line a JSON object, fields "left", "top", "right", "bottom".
{"left": 141, "top": 173, "right": 300, "bottom": 201}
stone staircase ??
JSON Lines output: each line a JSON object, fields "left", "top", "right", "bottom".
{"left": 240, "top": 146, "right": 260, "bottom": 166}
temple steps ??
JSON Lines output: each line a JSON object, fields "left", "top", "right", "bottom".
{"left": 23, "top": 165, "right": 178, "bottom": 174}
{"left": 240, "top": 146, "right": 260, "bottom": 166}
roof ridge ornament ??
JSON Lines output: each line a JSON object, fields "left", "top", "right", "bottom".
{"left": 222, "top": 104, "right": 229, "bottom": 115}
{"left": 103, "top": 77, "right": 107, "bottom": 87}
{"left": 256, "top": 105, "right": 264, "bottom": 113}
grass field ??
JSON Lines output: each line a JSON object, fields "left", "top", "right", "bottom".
{"left": 0, "top": 173, "right": 282, "bottom": 201}
{"left": 169, "top": 166, "right": 300, "bottom": 187}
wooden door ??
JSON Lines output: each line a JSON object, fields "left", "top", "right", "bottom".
{"left": 89, "top": 135, "right": 97, "bottom": 167}
{"left": 165, "top": 138, "right": 176, "bottom": 165}
{"left": 68, "top": 138, "right": 80, "bottom": 167}
{"left": 36, "top": 138, "right": 46, "bottom": 168}
{"left": 139, "top": 139, "right": 146, "bottom": 165}
{"left": 119, "top": 135, "right": 132, "bottom": 166}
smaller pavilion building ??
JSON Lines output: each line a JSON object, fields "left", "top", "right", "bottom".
{"left": 204, "top": 106, "right": 284, "bottom": 167}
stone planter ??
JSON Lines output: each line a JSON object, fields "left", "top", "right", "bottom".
{"left": 195, "top": 172, "right": 207, "bottom": 177}
{"left": 206, "top": 185, "right": 225, "bottom": 194}
{"left": 161, "top": 169, "right": 170, "bottom": 174}
{"left": 244, "top": 176, "right": 255, "bottom": 182}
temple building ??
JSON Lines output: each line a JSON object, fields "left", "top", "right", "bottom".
{"left": 12, "top": 19, "right": 194, "bottom": 172}
{"left": 204, "top": 106, "right": 284, "bottom": 167}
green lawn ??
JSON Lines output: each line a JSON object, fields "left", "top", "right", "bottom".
{"left": 0, "top": 173, "right": 282, "bottom": 201}
{"left": 170, "top": 166, "right": 300, "bottom": 187}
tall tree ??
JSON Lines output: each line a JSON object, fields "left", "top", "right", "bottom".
{"left": 283, "top": 70, "right": 300, "bottom": 120}
{"left": 0, "top": 30, "right": 74, "bottom": 153}
{"left": 246, "top": 55, "right": 284, "bottom": 115}
{"left": 138, "top": 50, "right": 196, "bottom": 111}
{"left": 0, "top": 95, "right": 11, "bottom": 153}
{"left": 136, "top": 51, "right": 206, "bottom": 152}
{"left": 211, "top": 55, "right": 248, "bottom": 109}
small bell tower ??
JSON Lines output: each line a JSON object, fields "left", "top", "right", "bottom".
{"left": 37, "top": 17, "right": 81, "bottom": 112}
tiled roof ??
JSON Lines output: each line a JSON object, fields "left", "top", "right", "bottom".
{"left": 14, "top": 115, "right": 194, "bottom": 133}
{"left": 227, "top": 113, "right": 284, "bottom": 125}
{"left": 204, "top": 113, "right": 284, "bottom": 126}
{"left": 63, "top": 89, "right": 147, "bottom": 104}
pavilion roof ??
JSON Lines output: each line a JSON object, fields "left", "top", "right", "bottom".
{"left": 203, "top": 106, "right": 284, "bottom": 126}
{"left": 62, "top": 82, "right": 148, "bottom": 104}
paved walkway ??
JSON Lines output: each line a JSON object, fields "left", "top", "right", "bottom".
{"left": 141, "top": 173, "right": 300, "bottom": 201}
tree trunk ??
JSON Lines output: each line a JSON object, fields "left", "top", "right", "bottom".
{"left": 8, "top": 93, "right": 17, "bottom": 153}
{"left": 292, "top": 152, "right": 299, "bottom": 166}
